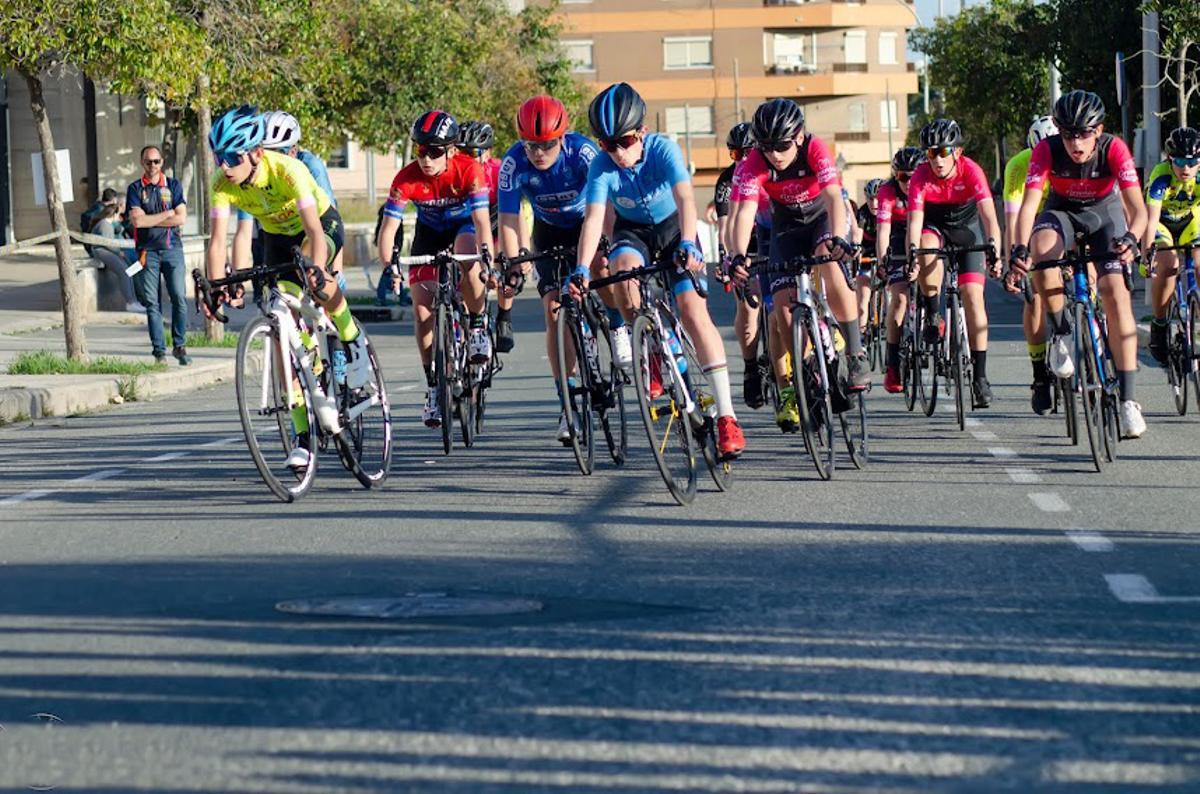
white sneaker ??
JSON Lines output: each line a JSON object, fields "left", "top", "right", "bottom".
{"left": 285, "top": 442, "right": 311, "bottom": 471}
{"left": 611, "top": 325, "right": 633, "bottom": 369}
{"left": 423, "top": 386, "right": 442, "bottom": 428}
{"left": 343, "top": 335, "right": 372, "bottom": 389}
{"left": 468, "top": 327, "right": 492, "bottom": 364}
{"left": 1048, "top": 334, "right": 1075, "bottom": 379}
{"left": 1119, "top": 400, "right": 1146, "bottom": 439}
{"left": 556, "top": 412, "right": 576, "bottom": 444}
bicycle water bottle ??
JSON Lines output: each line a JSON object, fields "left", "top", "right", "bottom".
{"left": 332, "top": 347, "right": 347, "bottom": 385}
{"left": 666, "top": 327, "right": 688, "bottom": 374}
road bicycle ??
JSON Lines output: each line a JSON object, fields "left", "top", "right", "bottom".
{"left": 1146, "top": 241, "right": 1200, "bottom": 415}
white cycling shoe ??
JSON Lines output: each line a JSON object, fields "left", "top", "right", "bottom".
{"left": 611, "top": 325, "right": 633, "bottom": 369}
{"left": 285, "top": 441, "right": 311, "bottom": 471}
{"left": 1048, "top": 334, "right": 1075, "bottom": 379}
{"left": 423, "top": 386, "right": 442, "bottom": 428}
{"left": 556, "top": 413, "right": 576, "bottom": 445}
{"left": 343, "top": 335, "right": 371, "bottom": 389}
{"left": 469, "top": 327, "right": 492, "bottom": 364}
{"left": 1119, "top": 400, "right": 1146, "bottom": 439}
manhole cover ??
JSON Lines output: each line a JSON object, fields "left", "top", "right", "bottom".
{"left": 275, "top": 591, "right": 543, "bottom": 619}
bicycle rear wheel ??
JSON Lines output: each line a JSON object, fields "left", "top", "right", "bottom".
{"left": 556, "top": 302, "right": 595, "bottom": 475}
{"left": 1075, "top": 304, "right": 1105, "bottom": 472}
{"left": 235, "top": 316, "right": 317, "bottom": 502}
{"left": 631, "top": 313, "right": 697, "bottom": 505}
{"left": 680, "top": 331, "right": 731, "bottom": 492}
{"left": 1189, "top": 293, "right": 1200, "bottom": 414}
{"left": 1166, "top": 296, "right": 1188, "bottom": 415}
{"left": 458, "top": 365, "right": 477, "bottom": 449}
{"left": 332, "top": 328, "right": 392, "bottom": 489}
{"left": 434, "top": 305, "right": 454, "bottom": 455}
{"left": 1062, "top": 376, "right": 1078, "bottom": 444}
{"left": 792, "top": 310, "right": 834, "bottom": 480}
{"left": 901, "top": 329, "right": 917, "bottom": 412}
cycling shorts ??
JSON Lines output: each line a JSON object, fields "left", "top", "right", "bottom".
{"left": 1032, "top": 195, "right": 1127, "bottom": 278}
{"left": 768, "top": 213, "right": 833, "bottom": 295}
{"left": 410, "top": 219, "right": 477, "bottom": 284}
{"left": 262, "top": 207, "right": 344, "bottom": 286}
{"left": 919, "top": 215, "right": 988, "bottom": 284}
{"left": 610, "top": 212, "right": 707, "bottom": 297}
{"left": 1154, "top": 209, "right": 1200, "bottom": 247}
{"left": 532, "top": 219, "right": 581, "bottom": 297}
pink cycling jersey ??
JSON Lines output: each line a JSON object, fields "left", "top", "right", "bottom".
{"left": 1024, "top": 134, "right": 1138, "bottom": 205}
{"left": 875, "top": 178, "right": 909, "bottom": 226}
{"left": 731, "top": 134, "right": 840, "bottom": 225}
{"left": 907, "top": 156, "right": 992, "bottom": 212}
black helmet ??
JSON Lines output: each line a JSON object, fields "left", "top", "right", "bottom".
{"left": 864, "top": 178, "right": 883, "bottom": 199}
{"left": 458, "top": 120, "right": 495, "bottom": 151}
{"left": 1165, "top": 127, "right": 1200, "bottom": 159}
{"left": 919, "top": 118, "right": 963, "bottom": 149}
{"left": 412, "top": 110, "right": 459, "bottom": 147}
{"left": 726, "top": 122, "right": 754, "bottom": 150}
{"left": 752, "top": 98, "right": 805, "bottom": 144}
{"left": 588, "top": 83, "right": 646, "bottom": 140}
{"left": 891, "top": 146, "right": 923, "bottom": 173}
{"left": 1053, "top": 90, "right": 1105, "bottom": 132}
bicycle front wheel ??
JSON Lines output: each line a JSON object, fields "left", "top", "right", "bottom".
{"left": 594, "top": 311, "right": 628, "bottom": 467}
{"left": 332, "top": 328, "right": 392, "bottom": 489}
{"left": 631, "top": 313, "right": 697, "bottom": 505}
{"left": 792, "top": 310, "right": 834, "bottom": 481}
{"left": 839, "top": 387, "right": 868, "bottom": 469}
{"left": 1189, "top": 293, "right": 1200, "bottom": 414}
{"left": 556, "top": 302, "right": 595, "bottom": 475}
{"left": 680, "top": 329, "right": 731, "bottom": 492}
{"left": 434, "top": 305, "right": 454, "bottom": 455}
{"left": 949, "top": 298, "right": 970, "bottom": 431}
{"left": 235, "top": 316, "right": 317, "bottom": 502}
{"left": 1075, "top": 304, "right": 1105, "bottom": 472}
{"left": 1166, "top": 296, "right": 1188, "bottom": 415}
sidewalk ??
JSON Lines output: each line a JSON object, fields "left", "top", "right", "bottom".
{"left": 0, "top": 243, "right": 409, "bottom": 424}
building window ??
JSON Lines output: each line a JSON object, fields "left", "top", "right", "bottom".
{"left": 848, "top": 102, "right": 867, "bottom": 133}
{"left": 665, "top": 106, "right": 714, "bottom": 136}
{"left": 843, "top": 30, "right": 867, "bottom": 64}
{"left": 879, "top": 100, "right": 900, "bottom": 132}
{"left": 878, "top": 32, "right": 897, "bottom": 65}
{"left": 562, "top": 40, "right": 595, "bottom": 73}
{"left": 327, "top": 136, "right": 350, "bottom": 169}
{"left": 771, "top": 33, "right": 813, "bottom": 71}
{"left": 664, "top": 37, "right": 713, "bottom": 70}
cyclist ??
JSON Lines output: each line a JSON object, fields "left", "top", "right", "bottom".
{"left": 204, "top": 105, "right": 370, "bottom": 471}
{"left": 376, "top": 109, "right": 494, "bottom": 429}
{"left": 855, "top": 178, "right": 883, "bottom": 333}
{"left": 496, "top": 94, "right": 621, "bottom": 444}
{"left": 1143, "top": 127, "right": 1200, "bottom": 365}
{"left": 1002, "top": 115, "right": 1058, "bottom": 414}
{"left": 460, "top": 120, "right": 516, "bottom": 354}
{"left": 715, "top": 121, "right": 774, "bottom": 409}
{"left": 1008, "top": 89, "right": 1148, "bottom": 439}
{"left": 905, "top": 118, "right": 1003, "bottom": 408}
{"left": 729, "top": 97, "right": 870, "bottom": 433}
{"left": 571, "top": 82, "right": 746, "bottom": 459}
{"left": 876, "top": 146, "right": 922, "bottom": 393}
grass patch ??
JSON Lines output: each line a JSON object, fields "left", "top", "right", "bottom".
{"left": 116, "top": 375, "right": 142, "bottom": 402}
{"left": 165, "top": 326, "right": 240, "bottom": 348}
{"left": 7, "top": 350, "right": 166, "bottom": 376}
{"left": 338, "top": 197, "right": 385, "bottom": 225}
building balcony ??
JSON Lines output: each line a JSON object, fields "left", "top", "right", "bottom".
{"left": 591, "top": 67, "right": 917, "bottom": 102}
{"left": 559, "top": 3, "right": 918, "bottom": 35}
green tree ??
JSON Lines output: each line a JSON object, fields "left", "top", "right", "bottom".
{"left": 1144, "top": 0, "right": 1200, "bottom": 127}
{"left": 0, "top": 0, "right": 201, "bottom": 360}
{"left": 1049, "top": 0, "right": 1142, "bottom": 133}
{"left": 910, "top": 0, "right": 1053, "bottom": 171}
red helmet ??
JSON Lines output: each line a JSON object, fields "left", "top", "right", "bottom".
{"left": 516, "top": 95, "right": 569, "bottom": 142}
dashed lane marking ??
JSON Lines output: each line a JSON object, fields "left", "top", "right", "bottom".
{"left": 1029, "top": 492, "right": 1070, "bottom": 512}
{"left": 971, "top": 430, "right": 998, "bottom": 441}
{"left": 987, "top": 447, "right": 1018, "bottom": 458}
{"left": 1066, "top": 531, "right": 1115, "bottom": 552}
{"left": 143, "top": 451, "right": 189, "bottom": 463}
{"left": 1105, "top": 574, "right": 1200, "bottom": 604}
{"left": 1005, "top": 467, "right": 1041, "bottom": 484}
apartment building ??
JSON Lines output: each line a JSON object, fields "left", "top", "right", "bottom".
{"left": 553, "top": 0, "right": 919, "bottom": 202}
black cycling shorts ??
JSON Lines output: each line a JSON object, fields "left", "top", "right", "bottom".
{"left": 1032, "top": 194, "right": 1128, "bottom": 277}
{"left": 532, "top": 219, "right": 581, "bottom": 297}
{"left": 261, "top": 208, "right": 345, "bottom": 289}
{"left": 610, "top": 213, "right": 707, "bottom": 297}
{"left": 768, "top": 213, "right": 833, "bottom": 295}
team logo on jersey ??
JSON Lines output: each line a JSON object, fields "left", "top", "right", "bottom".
{"left": 529, "top": 175, "right": 541, "bottom": 188}
{"left": 615, "top": 196, "right": 637, "bottom": 209}
{"left": 498, "top": 157, "right": 516, "bottom": 192}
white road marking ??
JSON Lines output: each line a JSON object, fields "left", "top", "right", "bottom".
{"left": 200, "top": 436, "right": 240, "bottom": 448}
{"left": 1105, "top": 574, "right": 1200, "bottom": 604}
{"left": 394, "top": 384, "right": 420, "bottom": 392}
{"left": 143, "top": 451, "right": 189, "bottom": 463}
{"left": 964, "top": 417, "right": 982, "bottom": 428}
{"left": 74, "top": 469, "right": 127, "bottom": 483}
{"left": 1005, "top": 467, "right": 1041, "bottom": 484}
{"left": 971, "top": 430, "right": 998, "bottom": 441}
{"left": 1029, "top": 492, "right": 1070, "bottom": 512}
{"left": 0, "top": 489, "right": 58, "bottom": 506}
{"left": 988, "top": 447, "right": 1018, "bottom": 458}
{"left": 1066, "top": 531, "right": 1114, "bottom": 552}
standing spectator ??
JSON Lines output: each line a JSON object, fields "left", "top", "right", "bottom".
{"left": 126, "top": 145, "right": 190, "bottom": 365}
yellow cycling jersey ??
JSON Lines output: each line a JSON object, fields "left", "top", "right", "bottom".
{"left": 1145, "top": 161, "right": 1200, "bottom": 224}
{"left": 210, "top": 149, "right": 331, "bottom": 236}
{"left": 1002, "top": 148, "right": 1048, "bottom": 213}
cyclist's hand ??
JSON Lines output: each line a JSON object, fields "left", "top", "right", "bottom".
{"left": 1005, "top": 244, "right": 1030, "bottom": 292}
{"left": 1113, "top": 232, "right": 1138, "bottom": 264}
{"left": 730, "top": 253, "right": 750, "bottom": 285}
{"left": 563, "top": 265, "right": 589, "bottom": 298}
{"left": 987, "top": 241, "right": 1003, "bottom": 279}
{"left": 1139, "top": 249, "right": 1154, "bottom": 279}
{"left": 828, "top": 235, "right": 852, "bottom": 262}
{"left": 676, "top": 240, "right": 704, "bottom": 272}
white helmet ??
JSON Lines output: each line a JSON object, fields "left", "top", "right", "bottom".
{"left": 1027, "top": 115, "right": 1057, "bottom": 150}
{"left": 261, "top": 111, "right": 301, "bottom": 151}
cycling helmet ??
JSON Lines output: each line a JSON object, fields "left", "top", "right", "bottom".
{"left": 458, "top": 120, "right": 495, "bottom": 151}
{"left": 891, "top": 146, "right": 923, "bottom": 173}
{"left": 411, "top": 110, "right": 459, "bottom": 147}
{"left": 752, "top": 98, "right": 805, "bottom": 144}
{"left": 864, "top": 178, "right": 883, "bottom": 200}
{"left": 209, "top": 105, "right": 264, "bottom": 154}
{"left": 919, "top": 118, "right": 964, "bottom": 149}
{"left": 726, "top": 121, "right": 754, "bottom": 150}
{"left": 1026, "top": 115, "right": 1058, "bottom": 149}
{"left": 588, "top": 82, "right": 646, "bottom": 140}
{"left": 260, "top": 111, "right": 301, "bottom": 151}
{"left": 1053, "top": 90, "right": 1105, "bottom": 132}
{"left": 516, "top": 95, "right": 569, "bottom": 142}
{"left": 1165, "top": 127, "right": 1200, "bottom": 159}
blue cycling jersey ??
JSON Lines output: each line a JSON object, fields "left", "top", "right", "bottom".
{"left": 584, "top": 134, "right": 691, "bottom": 226}
{"left": 238, "top": 148, "right": 336, "bottom": 222}
{"left": 497, "top": 132, "right": 597, "bottom": 228}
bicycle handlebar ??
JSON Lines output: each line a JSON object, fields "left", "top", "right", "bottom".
{"left": 192, "top": 249, "right": 314, "bottom": 324}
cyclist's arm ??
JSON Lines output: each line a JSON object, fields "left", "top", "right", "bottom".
{"left": 575, "top": 201, "right": 608, "bottom": 276}
{"left": 822, "top": 183, "right": 847, "bottom": 244}
{"left": 977, "top": 197, "right": 1002, "bottom": 264}
{"left": 875, "top": 221, "right": 891, "bottom": 264}
{"left": 498, "top": 212, "right": 522, "bottom": 258}
{"left": 716, "top": 214, "right": 729, "bottom": 253}
{"left": 671, "top": 179, "right": 699, "bottom": 248}
{"left": 730, "top": 199, "right": 757, "bottom": 257}
{"left": 906, "top": 208, "right": 925, "bottom": 255}
{"left": 231, "top": 217, "right": 254, "bottom": 270}
{"left": 1014, "top": 188, "right": 1043, "bottom": 252}
{"left": 298, "top": 202, "right": 328, "bottom": 268}
{"left": 1143, "top": 202, "right": 1162, "bottom": 252}
{"left": 206, "top": 210, "right": 229, "bottom": 281}
{"left": 849, "top": 206, "right": 863, "bottom": 245}
{"left": 471, "top": 204, "right": 493, "bottom": 254}
{"left": 1120, "top": 184, "right": 1148, "bottom": 245}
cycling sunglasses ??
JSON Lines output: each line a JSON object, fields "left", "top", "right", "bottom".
{"left": 523, "top": 139, "right": 561, "bottom": 153}
{"left": 926, "top": 146, "right": 955, "bottom": 159}
{"left": 1171, "top": 155, "right": 1200, "bottom": 168}
{"left": 1060, "top": 127, "right": 1098, "bottom": 141}
{"left": 214, "top": 151, "right": 245, "bottom": 168}
{"left": 597, "top": 133, "right": 641, "bottom": 152}
{"left": 416, "top": 144, "right": 449, "bottom": 159}
{"left": 758, "top": 140, "right": 795, "bottom": 153}
{"left": 896, "top": 171, "right": 912, "bottom": 182}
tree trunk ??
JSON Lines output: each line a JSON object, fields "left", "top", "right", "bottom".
{"left": 1180, "top": 40, "right": 1190, "bottom": 127}
{"left": 161, "top": 102, "right": 181, "bottom": 175}
{"left": 195, "top": 71, "right": 221, "bottom": 343}
{"left": 25, "top": 69, "right": 88, "bottom": 361}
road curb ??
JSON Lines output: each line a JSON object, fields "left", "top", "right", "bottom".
{"left": 0, "top": 359, "right": 235, "bottom": 424}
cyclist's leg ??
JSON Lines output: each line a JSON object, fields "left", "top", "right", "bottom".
{"left": 855, "top": 257, "right": 872, "bottom": 331}
{"left": 409, "top": 223, "right": 455, "bottom": 379}
{"left": 1030, "top": 211, "right": 1070, "bottom": 325}
{"left": 951, "top": 221, "right": 990, "bottom": 382}
{"left": 1023, "top": 290, "right": 1048, "bottom": 381}
{"left": 453, "top": 222, "right": 486, "bottom": 316}
{"left": 1087, "top": 208, "right": 1139, "bottom": 403}
{"left": 768, "top": 225, "right": 802, "bottom": 390}
{"left": 1150, "top": 222, "right": 1181, "bottom": 324}
{"left": 915, "top": 227, "right": 947, "bottom": 340}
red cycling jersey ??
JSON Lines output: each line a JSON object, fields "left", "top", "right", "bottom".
{"left": 731, "top": 134, "right": 841, "bottom": 225}
{"left": 875, "top": 178, "right": 910, "bottom": 227}
{"left": 481, "top": 157, "right": 500, "bottom": 207}
{"left": 907, "top": 156, "right": 992, "bottom": 212}
{"left": 382, "top": 152, "right": 488, "bottom": 231}
{"left": 1024, "top": 134, "right": 1138, "bottom": 206}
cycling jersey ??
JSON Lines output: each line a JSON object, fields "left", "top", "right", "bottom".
{"left": 237, "top": 149, "right": 336, "bottom": 223}
{"left": 1145, "top": 161, "right": 1200, "bottom": 224}
{"left": 584, "top": 133, "right": 692, "bottom": 226}
{"left": 875, "top": 179, "right": 909, "bottom": 230}
{"left": 211, "top": 149, "right": 330, "bottom": 236}
{"left": 383, "top": 152, "right": 488, "bottom": 232}
{"left": 715, "top": 162, "right": 772, "bottom": 227}
{"left": 498, "top": 132, "right": 597, "bottom": 228}
{"left": 856, "top": 202, "right": 877, "bottom": 243}
{"left": 907, "top": 156, "right": 992, "bottom": 217}
{"left": 481, "top": 157, "right": 500, "bottom": 208}
{"left": 1025, "top": 134, "right": 1139, "bottom": 208}
{"left": 730, "top": 134, "right": 840, "bottom": 226}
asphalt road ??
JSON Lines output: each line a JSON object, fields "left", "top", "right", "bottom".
{"left": 0, "top": 283, "right": 1198, "bottom": 792}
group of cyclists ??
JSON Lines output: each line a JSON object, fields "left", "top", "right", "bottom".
{"left": 200, "top": 81, "right": 1200, "bottom": 477}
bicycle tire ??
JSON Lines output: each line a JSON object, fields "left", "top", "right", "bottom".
{"left": 839, "top": 388, "right": 868, "bottom": 469}
{"left": 1189, "top": 293, "right": 1200, "bottom": 414}
{"left": 556, "top": 301, "right": 595, "bottom": 475}
{"left": 631, "top": 313, "right": 697, "bottom": 505}
{"left": 434, "top": 304, "right": 454, "bottom": 455}
{"left": 594, "top": 310, "right": 628, "bottom": 467}
{"left": 1166, "top": 296, "right": 1188, "bottom": 415}
{"left": 869, "top": 285, "right": 887, "bottom": 372}
{"left": 949, "top": 297, "right": 969, "bottom": 431}
{"left": 1062, "top": 375, "right": 1078, "bottom": 444}
{"left": 791, "top": 309, "right": 833, "bottom": 480}
{"left": 332, "top": 327, "right": 392, "bottom": 489}
{"left": 458, "top": 364, "right": 476, "bottom": 449}
{"left": 236, "top": 316, "right": 317, "bottom": 502}
{"left": 680, "top": 328, "right": 731, "bottom": 492}
{"left": 1075, "top": 303, "right": 1105, "bottom": 472}
{"left": 901, "top": 328, "right": 917, "bottom": 412}
{"left": 919, "top": 307, "right": 938, "bottom": 418}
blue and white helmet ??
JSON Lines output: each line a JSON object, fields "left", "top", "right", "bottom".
{"left": 209, "top": 105, "right": 264, "bottom": 155}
